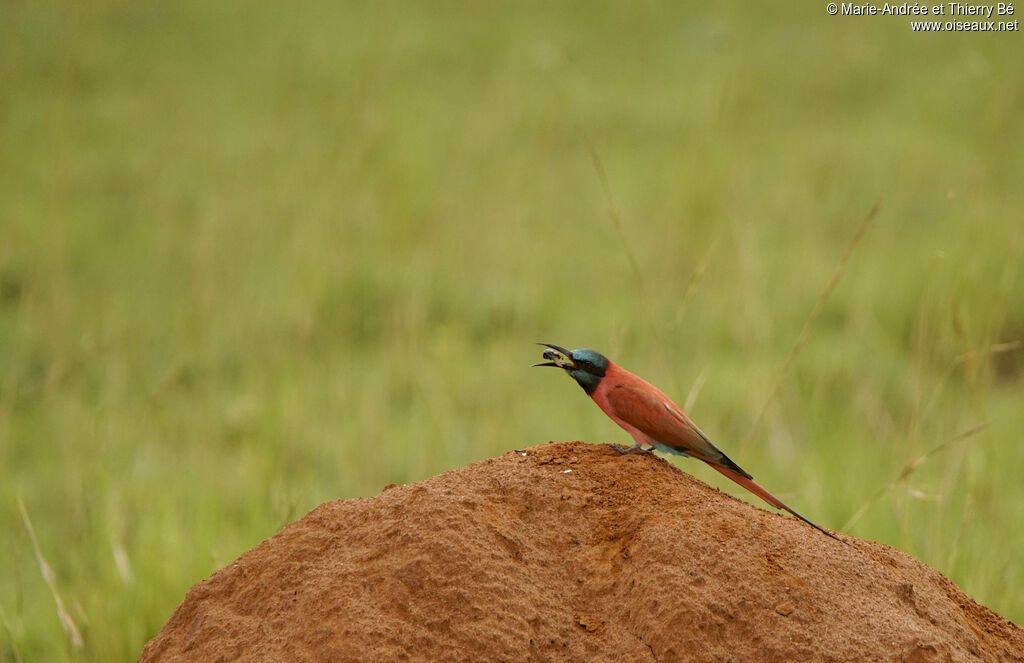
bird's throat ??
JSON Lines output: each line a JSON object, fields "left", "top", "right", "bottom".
{"left": 570, "top": 370, "right": 602, "bottom": 395}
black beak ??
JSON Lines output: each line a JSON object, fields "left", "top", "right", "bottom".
{"left": 533, "top": 342, "right": 573, "bottom": 368}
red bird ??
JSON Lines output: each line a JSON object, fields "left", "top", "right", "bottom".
{"left": 534, "top": 343, "right": 840, "bottom": 541}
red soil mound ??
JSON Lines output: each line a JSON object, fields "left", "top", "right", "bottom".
{"left": 139, "top": 441, "right": 1023, "bottom": 662}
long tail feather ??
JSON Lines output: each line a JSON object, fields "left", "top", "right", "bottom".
{"left": 709, "top": 465, "right": 843, "bottom": 543}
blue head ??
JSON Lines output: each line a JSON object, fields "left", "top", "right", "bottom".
{"left": 533, "top": 343, "right": 609, "bottom": 394}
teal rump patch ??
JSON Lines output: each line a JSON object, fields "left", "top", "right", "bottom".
{"left": 653, "top": 442, "right": 694, "bottom": 458}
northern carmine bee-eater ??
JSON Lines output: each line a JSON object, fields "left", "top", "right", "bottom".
{"left": 534, "top": 343, "right": 841, "bottom": 541}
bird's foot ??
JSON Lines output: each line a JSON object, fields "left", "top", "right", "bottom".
{"left": 610, "top": 443, "right": 655, "bottom": 456}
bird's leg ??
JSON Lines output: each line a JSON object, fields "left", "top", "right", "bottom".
{"left": 610, "top": 443, "right": 655, "bottom": 456}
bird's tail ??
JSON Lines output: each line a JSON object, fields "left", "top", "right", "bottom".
{"left": 709, "top": 465, "right": 843, "bottom": 542}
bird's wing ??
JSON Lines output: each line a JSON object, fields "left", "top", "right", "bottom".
{"left": 605, "top": 382, "right": 752, "bottom": 479}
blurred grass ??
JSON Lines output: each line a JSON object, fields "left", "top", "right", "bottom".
{"left": 2, "top": 1, "right": 1023, "bottom": 659}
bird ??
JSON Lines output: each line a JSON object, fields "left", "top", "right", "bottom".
{"left": 534, "top": 343, "right": 841, "bottom": 541}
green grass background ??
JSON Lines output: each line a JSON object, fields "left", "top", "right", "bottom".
{"left": 2, "top": 1, "right": 1022, "bottom": 659}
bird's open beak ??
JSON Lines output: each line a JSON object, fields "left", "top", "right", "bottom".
{"left": 533, "top": 342, "right": 575, "bottom": 369}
